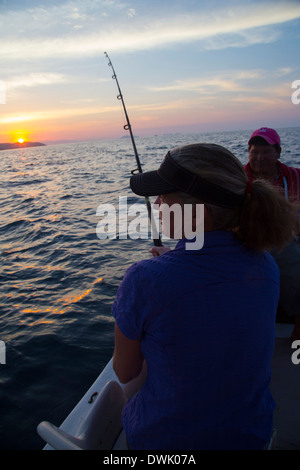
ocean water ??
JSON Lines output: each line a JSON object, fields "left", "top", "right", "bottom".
{"left": 1, "top": 128, "right": 299, "bottom": 449}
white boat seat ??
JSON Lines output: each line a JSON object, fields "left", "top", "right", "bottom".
{"left": 37, "top": 380, "right": 127, "bottom": 450}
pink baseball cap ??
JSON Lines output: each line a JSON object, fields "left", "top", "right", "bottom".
{"left": 248, "top": 127, "right": 281, "bottom": 146}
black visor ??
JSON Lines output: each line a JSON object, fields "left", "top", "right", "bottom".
{"left": 130, "top": 151, "right": 245, "bottom": 209}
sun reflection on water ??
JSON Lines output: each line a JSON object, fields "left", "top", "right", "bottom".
{"left": 19, "top": 277, "right": 104, "bottom": 326}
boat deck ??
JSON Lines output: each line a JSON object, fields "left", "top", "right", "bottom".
{"left": 271, "top": 327, "right": 300, "bottom": 450}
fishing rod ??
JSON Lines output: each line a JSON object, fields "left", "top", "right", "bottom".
{"left": 104, "top": 51, "right": 162, "bottom": 247}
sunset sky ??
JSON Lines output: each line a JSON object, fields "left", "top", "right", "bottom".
{"left": 1, "top": 0, "right": 300, "bottom": 143}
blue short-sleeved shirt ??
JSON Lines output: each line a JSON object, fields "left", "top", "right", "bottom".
{"left": 112, "top": 231, "right": 279, "bottom": 450}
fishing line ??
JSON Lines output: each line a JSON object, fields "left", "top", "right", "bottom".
{"left": 104, "top": 52, "right": 162, "bottom": 247}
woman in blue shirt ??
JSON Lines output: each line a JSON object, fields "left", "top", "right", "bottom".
{"left": 112, "top": 143, "right": 298, "bottom": 450}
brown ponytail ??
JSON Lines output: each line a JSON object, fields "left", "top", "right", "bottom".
{"left": 237, "top": 179, "right": 299, "bottom": 251}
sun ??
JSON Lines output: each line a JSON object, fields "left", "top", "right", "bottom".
{"left": 12, "top": 130, "right": 30, "bottom": 143}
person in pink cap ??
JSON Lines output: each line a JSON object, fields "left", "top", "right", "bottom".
{"left": 245, "top": 127, "right": 300, "bottom": 339}
{"left": 245, "top": 127, "right": 300, "bottom": 202}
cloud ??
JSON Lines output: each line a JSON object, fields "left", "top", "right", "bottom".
{"left": 201, "top": 27, "right": 282, "bottom": 50}
{"left": 0, "top": 97, "right": 187, "bottom": 125}
{"left": 145, "top": 67, "right": 296, "bottom": 106}
{"left": 0, "top": 103, "right": 119, "bottom": 125}
{"left": 0, "top": 1, "right": 300, "bottom": 61}
{"left": 274, "top": 67, "right": 295, "bottom": 77}
{"left": 5, "top": 73, "right": 68, "bottom": 90}
{"left": 147, "top": 70, "right": 265, "bottom": 94}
